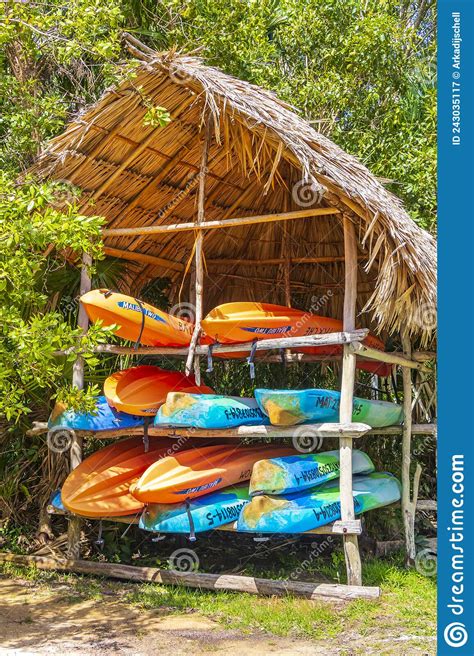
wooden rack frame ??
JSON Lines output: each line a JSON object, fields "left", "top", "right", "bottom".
{"left": 50, "top": 118, "right": 437, "bottom": 596}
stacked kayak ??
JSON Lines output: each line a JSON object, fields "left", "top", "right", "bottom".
{"left": 202, "top": 302, "right": 392, "bottom": 376}
{"left": 140, "top": 484, "right": 250, "bottom": 534}
{"left": 249, "top": 449, "right": 375, "bottom": 496}
{"left": 255, "top": 388, "right": 403, "bottom": 427}
{"left": 237, "top": 472, "right": 401, "bottom": 533}
{"left": 155, "top": 393, "right": 270, "bottom": 429}
{"left": 48, "top": 395, "right": 144, "bottom": 432}
{"left": 81, "top": 289, "right": 194, "bottom": 346}
{"left": 104, "top": 365, "right": 213, "bottom": 416}
{"left": 130, "top": 443, "right": 295, "bottom": 503}
{"left": 61, "top": 436, "right": 196, "bottom": 517}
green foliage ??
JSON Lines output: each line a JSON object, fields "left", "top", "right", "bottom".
{"left": 0, "top": 173, "right": 111, "bottom": 421}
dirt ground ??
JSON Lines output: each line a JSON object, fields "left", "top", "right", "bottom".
{"left": 0, "top": 575, "right": 436, "bottom": 655}
{"left": 0, "top": 576, "right": 327, "bottom": 655}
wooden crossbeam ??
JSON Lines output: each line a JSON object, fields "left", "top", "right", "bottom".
{"left": 349, "top": 342, "right": 428, "bottom": 371}
{"left": 103, "top": 247, "right": 184, "bottom": 272}
{"left": 102, "top": 207, "right": 341, "bottom": 238}
{"left": 208, "top": 255, "right": 366, "bottom": 266}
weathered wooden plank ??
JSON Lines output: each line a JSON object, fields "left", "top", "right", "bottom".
{"left": 54, "top": 329, "right": 369, "bottom": 358}
{"left": 102, "top": 207, "right": 341, "bottom": 237}
{"left": 0, "top": 553, "right": 380, "bottom": 601}
{"left": 28, "top": 422, "right": 437, "bottom": 439}
{"left": 217, "top": 519, "right": 362, "bottom": 536}
{"left": 416, "top": 499, "right": 437, "bottom": 511}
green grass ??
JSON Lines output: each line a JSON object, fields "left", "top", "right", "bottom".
{"left": 0, "top": 552, "right": 436, "bottom": 645}
{"left": 127, "top": 553, "right": 436, "bottom": 642}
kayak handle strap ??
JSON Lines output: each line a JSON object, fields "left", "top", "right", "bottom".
{"left": 247, "top": 339, "right": 258, "bottom": 379}
{"left": 185, "top": 499, "right": 196, "bottom": 542}
{"left": 143, "top": 418, "right": 151, "bottom": 453}
{"left": 95, "top": 520, "right": 104, "bottom": 549}
{"left": 206, "top": 341, "right": 219, "bottom": 373}
{"left": 134, "top": 297, "right": 147, "bottom": 349}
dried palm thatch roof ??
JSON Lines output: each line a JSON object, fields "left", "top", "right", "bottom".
{"left": 31, "top": 36, "right": 436, "bottom": 345}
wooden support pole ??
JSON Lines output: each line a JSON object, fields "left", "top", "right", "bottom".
{"left": 0, "top": 553, "right": 380, "bottom": 601}
{"left": 102, "top": 207, "right": 341, "bottom": 238}
{"left": 67, "top": 252, "right": 92, "bottom": 558}
{"left": 185, "top": 117, "right": 210, "bottom": 380}
{"left": 401, "top": 332, "right": 422, "bottom": 566}
{"left": 339, "top": 216, "right": 362, "bottom": 587}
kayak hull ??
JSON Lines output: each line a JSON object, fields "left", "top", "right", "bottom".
{"left": 249, "top": 449, "right": 375, "bottom": 496}
{"left": 201, "top": 302, "right": 385, "bottom": 351}
{"left": 104, "top": 365, "right": 213, "bottom": 416}
{"left": 255, "top": 388, "right": 403, "bottom": 427}
{"left": 61, "top": 436, "right": 194, "bottom": 517}
{"left": 155, "top": 393, "right": 270, "bottom": 429}
{"left": 140, "top": 484, "right": 250, "bottom": 534}
{"left": 81, "top": 289, "right": 194, "bottom": 346}
{"left": 48, "top": 395, "right": 144, "bottom": 432}
{"left": 130, "top": 444, "right": 295, "bottom": 504}
{"left": 238, "top": 472, "right": 401, "bottom": 533}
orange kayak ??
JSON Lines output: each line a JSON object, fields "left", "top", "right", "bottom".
{"left": 80, "top": 289, "right": 194, "bottom": 346}
{"left": 104, "top": 365, "right": 214, "bottom": 416}
{"left": 61, "top": 436, "right": 195, "bottom": 517}
{"left": 130, "top": 444, "right": 295, "bottom": 504}
{"left": 202, "top": 302, "right": 391, "bottom": 374}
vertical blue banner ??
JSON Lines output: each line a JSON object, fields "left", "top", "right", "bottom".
{"left": 438, "top": 1, "right": 474, "bottom": 654}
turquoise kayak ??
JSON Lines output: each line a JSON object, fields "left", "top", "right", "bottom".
{"left": 154, "top": 392, "right": 270, "bottom": 429}
{"left": 255, "top": 388, "right": 403, "bottom": 427}
{"left": 237, "top": 472, "right": 401, "bottom": 533}
{"left": 48, "top": 395, "right": 144, "bottom": 432}
{"left": 249, "top": 449, "right": 375, "bottom": 496}
{"left": 140, "top": 484, "right": 250, "bottom": 535}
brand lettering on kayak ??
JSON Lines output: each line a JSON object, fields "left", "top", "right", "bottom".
{"left": 117, "top": 301, "right": 167, "bottom": 324}
{"left": 314, "top": 395, "right": 339, "bottom": 411}
{"left": 242, "top": 326, "right": 291, "bottom": 335}
{"left": 176, "top": 477, "right": 223, "bottom": 495}
{"left": 313, "top": 501, "right": 341, "bottom": 522}
{"left": 294, "top": 461, "right": 340, "bottom": 486}
{"left": 223, "top": 406, "right": 264, "bottom": 421}
{"left": 206, "top": 500, "right": 248, "bottom": 526}
{"left": 239, "top": 468, "right": 252, "bottom": 480}
{"left": 314, "top": 394, "right": 363, "bottom": 415}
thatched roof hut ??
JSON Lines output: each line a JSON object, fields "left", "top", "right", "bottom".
{"left": 31, "top": 37, "right": 436, "bottom": 346}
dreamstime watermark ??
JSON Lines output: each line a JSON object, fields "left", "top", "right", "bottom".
{"left": 413, "top": 302, "right": 437, "bottom": 332}
{"left": 168, "top": 548, "right": 200, "bottom": 572}
{"left": 444, "top": 622, "right": 468, "bottom": 649}
{"left": 170, "top": 301, "right": 197, "bottom": 325}
{"left": 292, "top": 178, "right": 325, "bottom": 207}
{"left": 289, "top": 537, "right": 334, "bottom": 580}
{"left": 415, "top": 548, "right": 437, "bottom": 577}
{"left": 168, "top": 64, "right": 194, "bottom": 86}
{"left": 292, "top": 425, "right": 324, "bottom": 453}
{"left": 47, "top": 426, "right": 75, "bottom": 453}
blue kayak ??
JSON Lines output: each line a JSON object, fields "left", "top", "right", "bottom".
{"left": 48, "top": 395, "right": 144, "bottom": 432}
{"left": 249, "top": 449, "right": 375, "bottom": 496}
{"left": 48, "top": 489, "right": 65, "bottom": 513}
{"left": 139, "top": 484, "right": 250, "bottom": 535}
{"left": 237, "top": 472, "right": 401, "bottom": 533}
{"left": 154, "top": 393, "right": 270, "bottom": 429}
{"left": 255, "top": 388, "right": 403, "bottom": 427}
